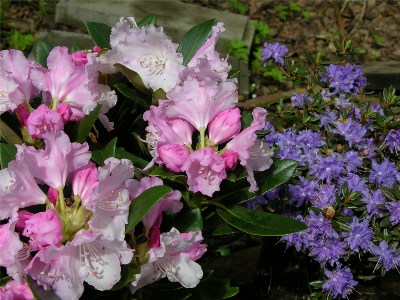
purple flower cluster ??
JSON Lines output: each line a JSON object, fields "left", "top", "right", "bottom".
{"left": 261, "top": 42, "right": 288, "bottom": 66}
{"left": 322, "top": 265, "right": 358, "bottom": 298}
{"left": 320, "top": 63, "right": 367, "bottom": 95}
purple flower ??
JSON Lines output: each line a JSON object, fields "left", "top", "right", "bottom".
{"left": 370, "top": 241, "right": 400, "bottom": 272}
{"left": 291, "top": 92, "right": 313, "bottom": 107}
{"left": 387, "top": 201, "right": 400, "bottom": 226}
{"left": 342, "top": 150, "right": 363, "bottom": 173}
{"left": 341, "top": 174, "right": 367, "bottom": 193}
{"left": 288, "top": 177, "right": 318, "bottom": 207}
{"left": 311, "top": 184, "right": 336, "bottom": 209}
{"left": 385, "top": 129, "right": 400, "bottom": 154}
{"left": 320, "top": 63, "right": 367, "bottom": 95}
{"left": 368, "top": 158, "right": 398, "bottom": 188}
{"left": 246, "top": 195, "right": 267, "bottom": 210}
{"left": 343, "top": 217, "right": 372, "bottom": 252}
{"left": 361, "top": 190, "right": 387, "bottom": 217}
{"left": 309, "top": 153, "right": 344, "bottom": 183}
{"left": 332, "top": 119, "right": 367, "bottom": 147}
{"left": 261, "top": 42, "right": 288, "bottom": 66}
{"left": 317, "top": 110, "right": 338, "bottom": 129}
{"left": 322, "top": 265, "right": 357, "bottom": 298}
{"left": 296, "top": 129, "right": 325, "bottom": 150}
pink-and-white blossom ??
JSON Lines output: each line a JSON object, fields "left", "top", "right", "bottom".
{"left": 98, "top": 17, "right": 184, "bottom": 92}
{"left": 0, "top": 214, "right": 23, "bottom": 268}
{"left": 26, "top": 104, "right": 64, "bottom": 138}
{"left": 164, "top": 76, "right": 237, "bottom": 131}
{"left": 158, "top": 144, "right": 190, "bottom": 172}
{"left": 208, "top": 107, "right": 241, "bottom": 145}
{"left": 0, "top": 280, "right": 34, "bottom": 300}
{"left": 181, "top": 147, "right": 227, "bottom": 197}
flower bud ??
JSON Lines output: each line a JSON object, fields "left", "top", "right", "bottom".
{"left": 15, "top": 105, "right": 29, "bottom": 127}
{"left": 92, "top": 45, "right": 101, "bottom": 53}
{"left": 208, "top": 108, "right": 241, "bottom": 145}
{"left": 56, "top": 103, "right": 73, "bottom": 124}
{"left": 47, "top": 187, "right": 59, "bottom": 205}
{"left": 71, "top": 50, "right": 88, "bottom": 66}
{"left": 158, "top": 144, "right": 190, "bottom": 172}
{"left": 15, "top": 210, "right": 33, "bottom": 232}
{"left": 221, "top": 151, "right": 238, "bottom": 170}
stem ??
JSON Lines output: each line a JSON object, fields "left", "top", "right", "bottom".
{"left": 57, "top": 187, "right": 66, "bottom": 219}
{"left": 199, "top": 127, "right": 206, "bottom": 149}
{"left": 200, "top": 200, "right": 227, "bottom": 210}
{"left": 51, "top": 97, "right": 59, "bottom": 110}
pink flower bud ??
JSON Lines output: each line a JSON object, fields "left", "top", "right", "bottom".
{"left": 56, "top": 103, "right": 73, "bottom": 124}
{"left": 208, "top": 108, "right": 241, "bottom": 145}
{"left": 158, "top": 144, "right": 190, "bottom": 172}
{"left": 93, "top": 45, "right": 101, "bottom": 53}
{"left": 15, "top": 210, "right": 33, "bottom": 232}
{"left": 47, "top": 187, "right": 59, "bottom": 205}
{"left": 23, "top": 209, "right": 63, "bottom": 250}
{"left": 71, "top": 50, "right": 88, "bottom": 66}
{"left": 221, "top": 151, "right": 238, "bottom": 170}
{"left": 15, "top": 105, "right": 29, "bottom": 127}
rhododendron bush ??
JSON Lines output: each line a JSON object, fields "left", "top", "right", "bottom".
{"left": 0, "top": 16, "right": 305, "bottom": 299}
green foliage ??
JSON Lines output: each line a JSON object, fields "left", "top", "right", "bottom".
{"left": 7, "top": 30, "right": 36, "bottom": 52}
{"left": 74, "top": 104, "right": 102, "bottom": 143}
{"left": 372, "top": 34, "right": 386, "bottom": 46}
{"left": 137, "top": 14, "right": 157, "bottom": 28}
{"left": 36, "top": 40, "right": 53, "bottom": 68}
{"left": 227, "top": 0, "right": 248, "bottom": 14}
{"left": 253, "top": 21, "right": 272, "bottom": 45}
{"left": 84, "top": 21, "right": 112, "bottom": 49}
{"left": 0, "top": 143, "right": 17, "bottom": 169}
{"left": 226, "top": 38, "right": 248, "bottom": 62}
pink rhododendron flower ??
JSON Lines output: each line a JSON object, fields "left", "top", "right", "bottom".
{"left": 130, "top": 227, "right": 206, "bottom": 293}
{"left": 221, "top": 150, "right": 238, "bottom": 170}
{"left": 208, "top": 107, "right": 241, "bottom": 145}
{"left": 181, "top": 147, "right": 227, "bottom": 197}
{"left": 26, "top": 104, "right": 64, "bottom": 138}
{"left": 92, "top": 45, "right": 101, "bottom": 53}
{"left": 23, "top": 209, "right": 63, "bottom": 250}
{"left": 98, "top": 17, "right": 184, "bottom": 92}
{"left": 15, "top": 104, "right": 29, "bottom": 126}
{"left": 47, "top": 187, "right": 58, "bottom": 205}
{"left": 71, "top": 161, "right": 98, "bottom": 208}
{"left": 87, "top": 158, "right": 133, "bottom": 241}
{"left": 0, "top": 68, "right": 19, "bottom": 114}
{"left": 56, "top": 103, "right": 73, "bottom": 124}
{"left": 27, "top": 230, "right": 133, "bottom": 300}
{"left": 226, "top": 107, "right": 273, "bottom": 192}
{"left": 15, "top": 210, "right": 33, "bottom": 232}
{"left": 16, "top": 131, "right": 90, "bottom": 190}
{"left": 70, "top": 50, "right": 88, "bottom": 66}
{"left": 0, "top": 280, "right": 34, "bottom": 300}
{"left": 0, "top": 50, "right": 39, "bottom": 108}
{"left": 0, "top": 159, "right": 47, "bottom": 220}
{"left": 0, "top": 214, "right": 23, "bottom": 268}
{"left": 165, "top": 76, "right": 237, "bottom": 131}
{"left": 127, "top": 176, "right": 183, "bottom": 229}
{"left": 158, "top": 144, "right": 190, "bottom": 172}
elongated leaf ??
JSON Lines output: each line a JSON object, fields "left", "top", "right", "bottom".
{"left": 103, "top": 137, "right": 117, "bottom": 159}
{"left": 84, "top": 21, "right": 111, "bottom": 49}
{"left": 164, "top": 208, "right": 203, "bottom": 232}
{"left": 114, "top": 83, "right": 151, "bottom": 109}
{"left": 36, "top": 40, "right": 53, "bottom": 67}
{"left": 126, "top": 186, "right": 173, "bottom": 233}
{"left": 70, "top": 42, "right": 83, "bottom": 52}
{"left": 75, "top": 104, "right": 102, "bottom": 143}
{"left": 178, "top": 19, "right": 216, "bottom": 65}
{"left": 211, "top": 223, "right": 237, "bottom": 236}
{"left": 115, "top": 148, "right": 149, "bottom": 169}
{"left": 137, "top": 14, "right": 157, "bottom": 28}
{"left": 190, "top": 273, "right": 239, "bottom": 300}
{"left": 0, "top": 143, "right": 17, "bottom": 169}
{"left": 114, "top": 63, "right": 150, "bottom": 94}
{"left": 220, "top": 159, "right": 298, "bottom": 205}
{"left": 217, "top": 205, "right": 307, "bottom": 236}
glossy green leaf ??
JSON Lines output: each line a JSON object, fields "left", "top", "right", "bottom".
{"left": 103, "top": 137, "right": 117, "bottom": 159}
{"left": 36, "top": 40, "right": 53, "bottom": 67}
{"left": 211, "top": 223, "right": 237, "bottom": 236}
{"left": 220, "top": 159, "right": 298, "bottom": 205}
{"left": 114, "top": 83, "right": 151, "bottom": 109}
{"left": 126, "top": 186, "right": 173, "bottom": 233}
{"left": 0, "top": 143, "right": 17, "bottom": 169}
{"left": 217, "top": 205, "right": 307, "bottom": 236}
{"left": 137, "top": 14, "right": 157, "bottom": 28}
{"left": 164, "top": 208, "right": 203, "bottom": 232}
{"left": 114, "top": 148, "right": 149, "bottom": 169}
{"left": 178, "top": 19, "right": 216, "bottom": 65}
{"left": 70, "top": 42, "right": 83, "bottom": 52}
{"left": 75, "top": 104, "right": 102, "bottom": 143}
{"left": 114, "top": 63, "right": 150, "bottom": 94}
{"left": 190, "top": 273, "right": 239, "bottom": 300}
{"left": 27, "top": 275, "right": 61, "bottom": 300}
{"left": 84, "top": 21, "right": 111, "bottom": 49}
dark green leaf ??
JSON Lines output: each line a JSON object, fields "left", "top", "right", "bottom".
{"left": 103, "top": 137, "right": 117, "bottom": 159}
{"left": 114, "top": 63, "right": 150, "bottom": 94}
{"left": 211, "top": 223, "right": 237, "bottom": 236}
{"left": 217, "top": 205, "right": 307, "bottom": 236}
{"left": 75, "top": 104, "right": 102, "bottom": 143}
{"left": 164, "top": 208, "right": 203, "bottom": 232}
{"left": 111, "top": 265, "right": 140, "bottom": 291}
{"left": 126, "top": 186, "right": 173, "bottom": 233}
{"left": 137, "top": 15, "right": 157, "bottom": 28}
{"left": 178, "top": 19, "right": 216, "bottom": 65}
{"left": 70, "top": 42, "right": 83, "bottom": 52}
{"left": 84, "top": 21, "right": 111, "bottom": 49}
{"left": 190, "top": 272, "right": 239, "bottom": 300}
{"left": 27, "top": 275, "right": 61, "bottom": 300}
{"left": 221, "top": 159, "right": 298, "bottom": 205}
{"left": 0, "top": 143, "right": 17, "bottom": 169}
{"left": 114, "top": 147, "right": 150, "bottom": 169}
{"left": 114, "top": 83, "right": 151, "bottom": 109}
{"left": 215, "top": 245, "right": 231, "bottom": 257}
{"left": 36, "top": 40, "right": 53, "bottom": 67}
{"left": 152, "top": 88, "right": 167, "bottom": 103}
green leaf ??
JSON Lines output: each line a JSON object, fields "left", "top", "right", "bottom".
{"left": 70, "top": 42, "right": 83, "bottom": 52}
{"left": 211, "top": 223, "right": 237, "bottom": 236}
{"left": 114, "top": 63, "right": 150, "bottom": 94}
{"left": 75, "top": 104, "right": 102, "bottom": 143}
{"left": 220, "top": 159, "right": 298, "bottom": 205}
{"left": 114, "top": 147, "right": 150, "bottom": 169}
{"left": 190, "top": 272, "right": 239, "bottom": 300}
{"left": 114, "top": 83, "right": 151, "bottom": 109}
{"left": 36, "top": 40, "right": 53, "bottom": 67}
{"left": 103, "top": 137, "right": 117, "bottom": 159}
{"left": 27, "top": 275, "right": 61, "bottom": 300}
{"left": 152, "top": 88, "right": 167, "bottom": 103}
{"left": 164, "top": 208, "right": 203, "bottom": 232}
{"left": 0, "top": 143, "right": 17, "bottom": 169}
{"left": 84, "top": 21, "right": 111, "bottom": 49}
{"left": 126, "top": 186, "right": 173, "bottom": 233}
{"left": 111, "top": 265, "right": 140, "bottom": 291}
{"left": 178, "top": 19, "right": 216, "bottom": 65}
{"left": 217, "top": 205, "right": 307, "bottom": 236}
{"left": 137, "top": 14, "right": 157, "bottom": 28}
